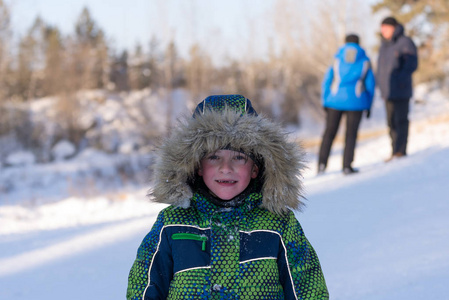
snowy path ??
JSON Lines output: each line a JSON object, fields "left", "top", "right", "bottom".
{"left": 298, "top": 117, "right": 449, "bottom": 299}
{"left": 0, "top": 219, "right": 147, "bottom": 298}
{"left": 300, "top": 147, "right": 449, "bottom": 299}
{"left": 0, "top": 197, "right": 166, "bottom": 299}
{"left": 1, "top": 106, "right": 449, "bottom": 299}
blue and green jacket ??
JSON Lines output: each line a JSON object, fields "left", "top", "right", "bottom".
{"left": 127, "top": 192, "right": 328, "bottom": 299}
{"left": 127, "top": 95, "right": 329, "bottom": 299}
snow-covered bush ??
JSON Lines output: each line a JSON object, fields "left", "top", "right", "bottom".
{"left": 5, "top": 150, "right": 36, "bottom": 166}
{"left": 51, "top": 140, "right": 76, "bottom": 161}
{"left": 0, "top": 88, "right": 186, "bottom": 166}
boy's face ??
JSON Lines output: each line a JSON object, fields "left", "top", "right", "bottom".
{"left": 198, "top": 149, "right": 259, "bottom": 200}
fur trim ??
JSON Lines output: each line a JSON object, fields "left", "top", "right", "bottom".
{"left": 150, "top": 109, "right": 306, "bottom": 215}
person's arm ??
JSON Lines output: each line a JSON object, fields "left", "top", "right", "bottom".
{"left": 127, "top": 209, "right": 173, "bottom": 300}
{"left": 321, "top": 66, "right": 334, "bottom": 107}
{"left": 398, "top": 37, "right": 418, "bottom": 75}
{"left": 277, "top": 211, "right": 329, "bottom": 300}
{"left": 365, "top": 63, "right": 376, "bottom": 109}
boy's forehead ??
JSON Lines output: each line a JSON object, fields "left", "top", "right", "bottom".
{"left": 208, "top": 149, "right": 250, "bottom": 157}
{"left": 202, "top": 149, "right": 256, "bottom": 164}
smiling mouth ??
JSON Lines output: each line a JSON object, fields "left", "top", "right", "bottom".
{"left": 216, "top": 180, "right": 237, "bottom": 184}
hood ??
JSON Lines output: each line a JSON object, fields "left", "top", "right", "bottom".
{"left": 150, "top": 95, "right": 306, "bottom": 215}
{"left": 335, "top": 43, "right": 368, "bottom": 63}
{"left": 392, "top": 24, "right": 404, "bottom": 41}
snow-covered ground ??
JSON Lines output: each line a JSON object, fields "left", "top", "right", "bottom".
{"left": 0, "top": 87, "right": 448, "bottom": 299}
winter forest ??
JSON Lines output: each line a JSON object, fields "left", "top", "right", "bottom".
{"left": 1, "top": 0, "right": 449, "bottom": 166}
{"left": 1, "top": 0, "right": 449, "bottom": 299}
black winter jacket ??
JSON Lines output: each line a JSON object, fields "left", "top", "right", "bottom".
{"left": 376, "top": 24, "right": 418, "bottom": 101}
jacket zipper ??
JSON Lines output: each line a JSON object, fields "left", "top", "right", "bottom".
{"left": 171, "top": 233, "right": 208, "bottom": 251}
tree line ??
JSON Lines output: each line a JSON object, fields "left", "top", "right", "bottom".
{"left": 0, "top": 0, "right": 361, "bottom": 126}
{"left": 0, "top": 0, "right": 447, "bottom": 130}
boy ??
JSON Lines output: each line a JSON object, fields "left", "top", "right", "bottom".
{"left": 127, "top": 95, "right": 329, "bottom": 299}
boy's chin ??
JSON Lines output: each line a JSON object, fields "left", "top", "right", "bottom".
{"left": 208, "top": 190, "right": 238, "bottom": 201}
{"left": 210, "top": 191, "right": 231, "bottom": 200}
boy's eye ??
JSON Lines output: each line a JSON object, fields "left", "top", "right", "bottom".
{"left": 207, "top": 155, "right": 220, "bottom": 160}
{"left": 233, "top": 155, "right": 248, "bottom": 164}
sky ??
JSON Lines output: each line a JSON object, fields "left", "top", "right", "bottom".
{"left": 7, "top": 0, "right": 383, "bottom": 62}
{"left": 7, "top": 0, "right": 276, "bottom": 59}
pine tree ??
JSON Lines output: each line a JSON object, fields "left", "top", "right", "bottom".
{"left": 148, "top": 36, "right": 162, "bottom": 89}
{"left": 72, "top": 7, "right": 110, "bottom": 89}
{"left": 186, "top": 43, "right": 212, "bottom": 102}
{"left": 0, "top": 0, "right": 13, "bottom": 99}
{"left": 129, "top": 43, "right": 149, "bottom": 91}
{"left": 0, "top": 0, "right": 12, "bottom": 135}
{"left": 15, "top": 16, "right": 46, "bottom": 100}
{"left": 163, "top": 40, "right": 184, "bottom": 130}
{"left": 110, "top": 50, "right": 129, "bottom": 91}
{"left": 42, "top": 26, "right": 64, "bottom": 96}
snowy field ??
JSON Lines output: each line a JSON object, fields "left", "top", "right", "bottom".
{"left": 1, "top": 90, "right": 449, "bottom": 299}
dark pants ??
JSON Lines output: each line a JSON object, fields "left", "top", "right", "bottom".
{"left": 319, "top": 108, "right": 363, "bottom": 169}
{"left": 386, "top": 100, "right": 409, "bottom": 155}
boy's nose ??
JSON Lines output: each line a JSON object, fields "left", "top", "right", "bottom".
{"left": 219, "top": 160, "right": 233, "bottom": 173}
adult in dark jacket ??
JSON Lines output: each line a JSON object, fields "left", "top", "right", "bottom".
{"left": 376, "top": 16, "right": 418, "bottom": 161}
{"left": 319, "top": 34, "right": 375, "bottom": 175}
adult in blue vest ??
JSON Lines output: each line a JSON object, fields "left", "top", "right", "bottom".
{"left": 318, "top": 34, "right": 375, "bottom": 175}
{"left": 377, "top": 16, "right": 418, "bottom": 161}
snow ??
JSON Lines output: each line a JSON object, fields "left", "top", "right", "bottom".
{"left": 5, "top": 150, "right": 36, "bottom": 166}
{"left": 51, "top": 140, "right": 76, "bottom": 161}
{"left": 1, "top": 87, "right": 449, "bottom": 299}
{"left": 299, "top": 121, "right": 449, "bottom": 300}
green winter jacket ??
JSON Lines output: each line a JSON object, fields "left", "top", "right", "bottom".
{"left": 127, "top": 95, "right": 329, "bottom": 299}
{"left": 127, "top": 192, "right": 328, "bottom": 299}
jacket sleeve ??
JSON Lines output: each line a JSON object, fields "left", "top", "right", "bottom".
{"left": 127, "top": 209, "right": 173, "bottom": 300}
{"left": 364, "top": 65, "right": 376, "bottom": 108}
{"left": 321, "top": 66, "right": 334, "bottom": 106}
{"left": 398, "top": 37, "right": 418, "bottom": 75}
{"left": 278, "top": 211, "right": 329, "bottom": 300}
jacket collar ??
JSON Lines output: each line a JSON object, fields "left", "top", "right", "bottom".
{"left": 191, "top": 191, "right": 263, "bottom": 219}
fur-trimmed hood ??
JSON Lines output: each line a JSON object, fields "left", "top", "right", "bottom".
{"left": 150, "top": 95, "right": 306, "bottom": 215}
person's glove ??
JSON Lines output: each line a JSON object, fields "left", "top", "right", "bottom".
{"left": 366, "top": 109, "right": 371, "bottom": 119}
